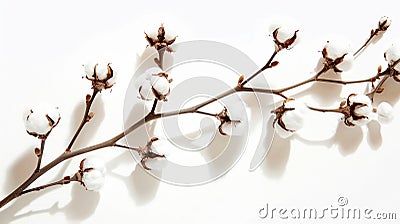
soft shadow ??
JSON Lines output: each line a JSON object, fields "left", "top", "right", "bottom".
{"left": 334, "top": 122, "right": 363, "bottom": 156}
{"left": 296, "top": 122, "right": 363, "bottom": 156}
{"left": 261, "top": 135, "right": 291, "bottom": 178}
{"left": 372, "top": 78, "right": 400, "bottom": 105}
{"left": 366, "top": 120, "right": 382, "bottom": 150}
{"left": 63, "top": 184, "right": 100, "bottom": 221}
{"left": 128, "top": 165, "right": 160, "bottom": 205}
{"left": 69, "top": 96, "right": 105, "bottom": 150}
{"left": 4, "top": 146, "right": 36, "bottom": 192}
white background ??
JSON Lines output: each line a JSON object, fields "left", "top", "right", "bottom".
{"left": 1, "top": 0, "right": 400, "bottom": 223}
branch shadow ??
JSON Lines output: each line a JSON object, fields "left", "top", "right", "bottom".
{"left": 4, "top": 146, "right": 37, "bottom": 193}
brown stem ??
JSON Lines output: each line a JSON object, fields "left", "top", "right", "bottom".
{"left": 307, "top": 105, "right": 344, "bottom": 114}
{"left": 240, "top": 50, "right": 279, "bottom": 86}
{"left": 66, "top": 89, "right": 99, "bottom": 152}
{"left": 35, "top": 139, "right": 46, "bottom": 172}
{"left": 20, "top": 176, "right": 75, "bottom": 196}
{"left": 366, "top": 74, "right": 390, "bottom": 100}
{"left": 354, "top": 29, "right": 379, "bottom": 57}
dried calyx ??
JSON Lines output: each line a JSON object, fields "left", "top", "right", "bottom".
{"left": 272, "top": 98, "right": 305, "bottom": 139}
{"left": 131, "top": 137, "right": 166, "bottom": 170}
{"left": 145, "top": 24, "right": 177, "bottom": 52}
{"left": 84, "top": 62, "right": 116, "bottom": 91}
{"left": 333, "top": 94, "right": 372, "bottom": 127}
{"left": 216, "top": 107, "right": 241, "bottom": 136}
{"left": 322, "top": 40, "right": 353, "bottom": 73}
{"left": 272, "top": 25, "right": 299, "bottom": 50}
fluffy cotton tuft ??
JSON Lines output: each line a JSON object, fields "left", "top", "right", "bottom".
{"left": 323, "top": 39, "right": 354, "bottom": 72}
{"left": 377, "top": 102, "right": 394, "bottom": 124}
{"left": 385, "top": 43, "right": 400, "bottom": 71}
{"left": 151, "top": 76, "right": 170, "bottom": 95}
{"left": 138, "top": 67, "right": 171, "bottom": 101}
{"left": 23, "top": 104, "right": 60, "bottom": 136}
{"left": 346, "top": 94, "right": 373, "bottom": 126}
{"left": 273, "top": 99, "right": 306, "bottom": 139}
{"left": 81, "top": 157, "right": 106, "bottom": 191}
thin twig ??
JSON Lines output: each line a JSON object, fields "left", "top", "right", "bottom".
{"left": 241, "top": 50, "right": 279, "bottom": 86}
{"left": 35, "top": 139, "right": 46, "bottom": 172}
{"left": 66, "top": 89, "right": 99, "bottom": 152}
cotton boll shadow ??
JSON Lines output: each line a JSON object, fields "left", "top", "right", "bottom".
{"left": 128, "top": 165, "right": 160, "bottom": 206}
{"left": 4, "top": 146, "right": 36, "bottom": 192}
{"left": 366, "top": 120, "right": 382, "bottom": 150}
{"left": 332, "top": 122, "right": 363, "bottom": 156}
{"left": 69, "top": 96, "right": 105, "bottom": 150}
{"left": 63, "top": 184, "right": 100, "bottom": 221}
{"left": 261, "top": 134, "right": 291, "bottom": 178}
{"left": 372, "top": 78, "right": 400, "bottom": 106}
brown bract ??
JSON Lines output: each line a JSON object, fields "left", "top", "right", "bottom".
{"left": 145, "top": 24, "right": 177, "bottom": 52}
{"left": 271, "top": 98, "right": 295, "bottom": 132}
{"left": 216, "top": 107, "right": 241, "bottom": 136}
{"left": 85, "top": 64, "right": 115, "bottom": 91}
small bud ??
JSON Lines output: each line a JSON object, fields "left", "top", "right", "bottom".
{"left": 34, "top": 147, "right": 41, "bottom": 156}
{"left": 270, "top": 61, "right": 279, "bottom": 67}
{"left": 384, "top": 43, "right": 400, "bottom": 72}
{"left": 86, "top": 94, "right": 91, "bottom": 102}
{"left": 378, "top": 16, "right": 391, "bottom": 31}
{"left": 88, "top": 112, "right": 95, "bottom": 120}
{"left": 344, "top": 94, "right": 373, "bottom": 126}
{"left": 237, "top": 75, "right": 244, "bottom": 87}
{"left": 80, "top": 157, "right": 106, "bottom": 191}
{"left": 377, "top": 102, "right": 394, "bottom": 124}
{"left": 23, "top": 104, "right": 60, "bottom": 138}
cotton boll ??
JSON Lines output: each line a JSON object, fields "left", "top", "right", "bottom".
{"left": 379, "top": 16, "right": 391, "bottom": 31}
{"left": 272, "top": 99, "right": 306, "bottom": 138}
{"left": 82, "top": 169, "right": 105, "bottom": 191}
{"left": 151, "top": 76, "right": 170, "bottom": 96}
{"left": 23, "top": 104, "right": 60, "bottom": 136}
{"left": 345, "top": 94, "right": 373, "bottom": 126}
{"left": 80, "top": 157, "right": 106, "bottom": 191}
{"left": 323, "top": 39, "right": 351, "bottom": 60}
{"left": 385, "top": 43, "right": 400, "bottom": 71}
{"left": 377, "top": 102, "right": 394, "bottom": 124}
